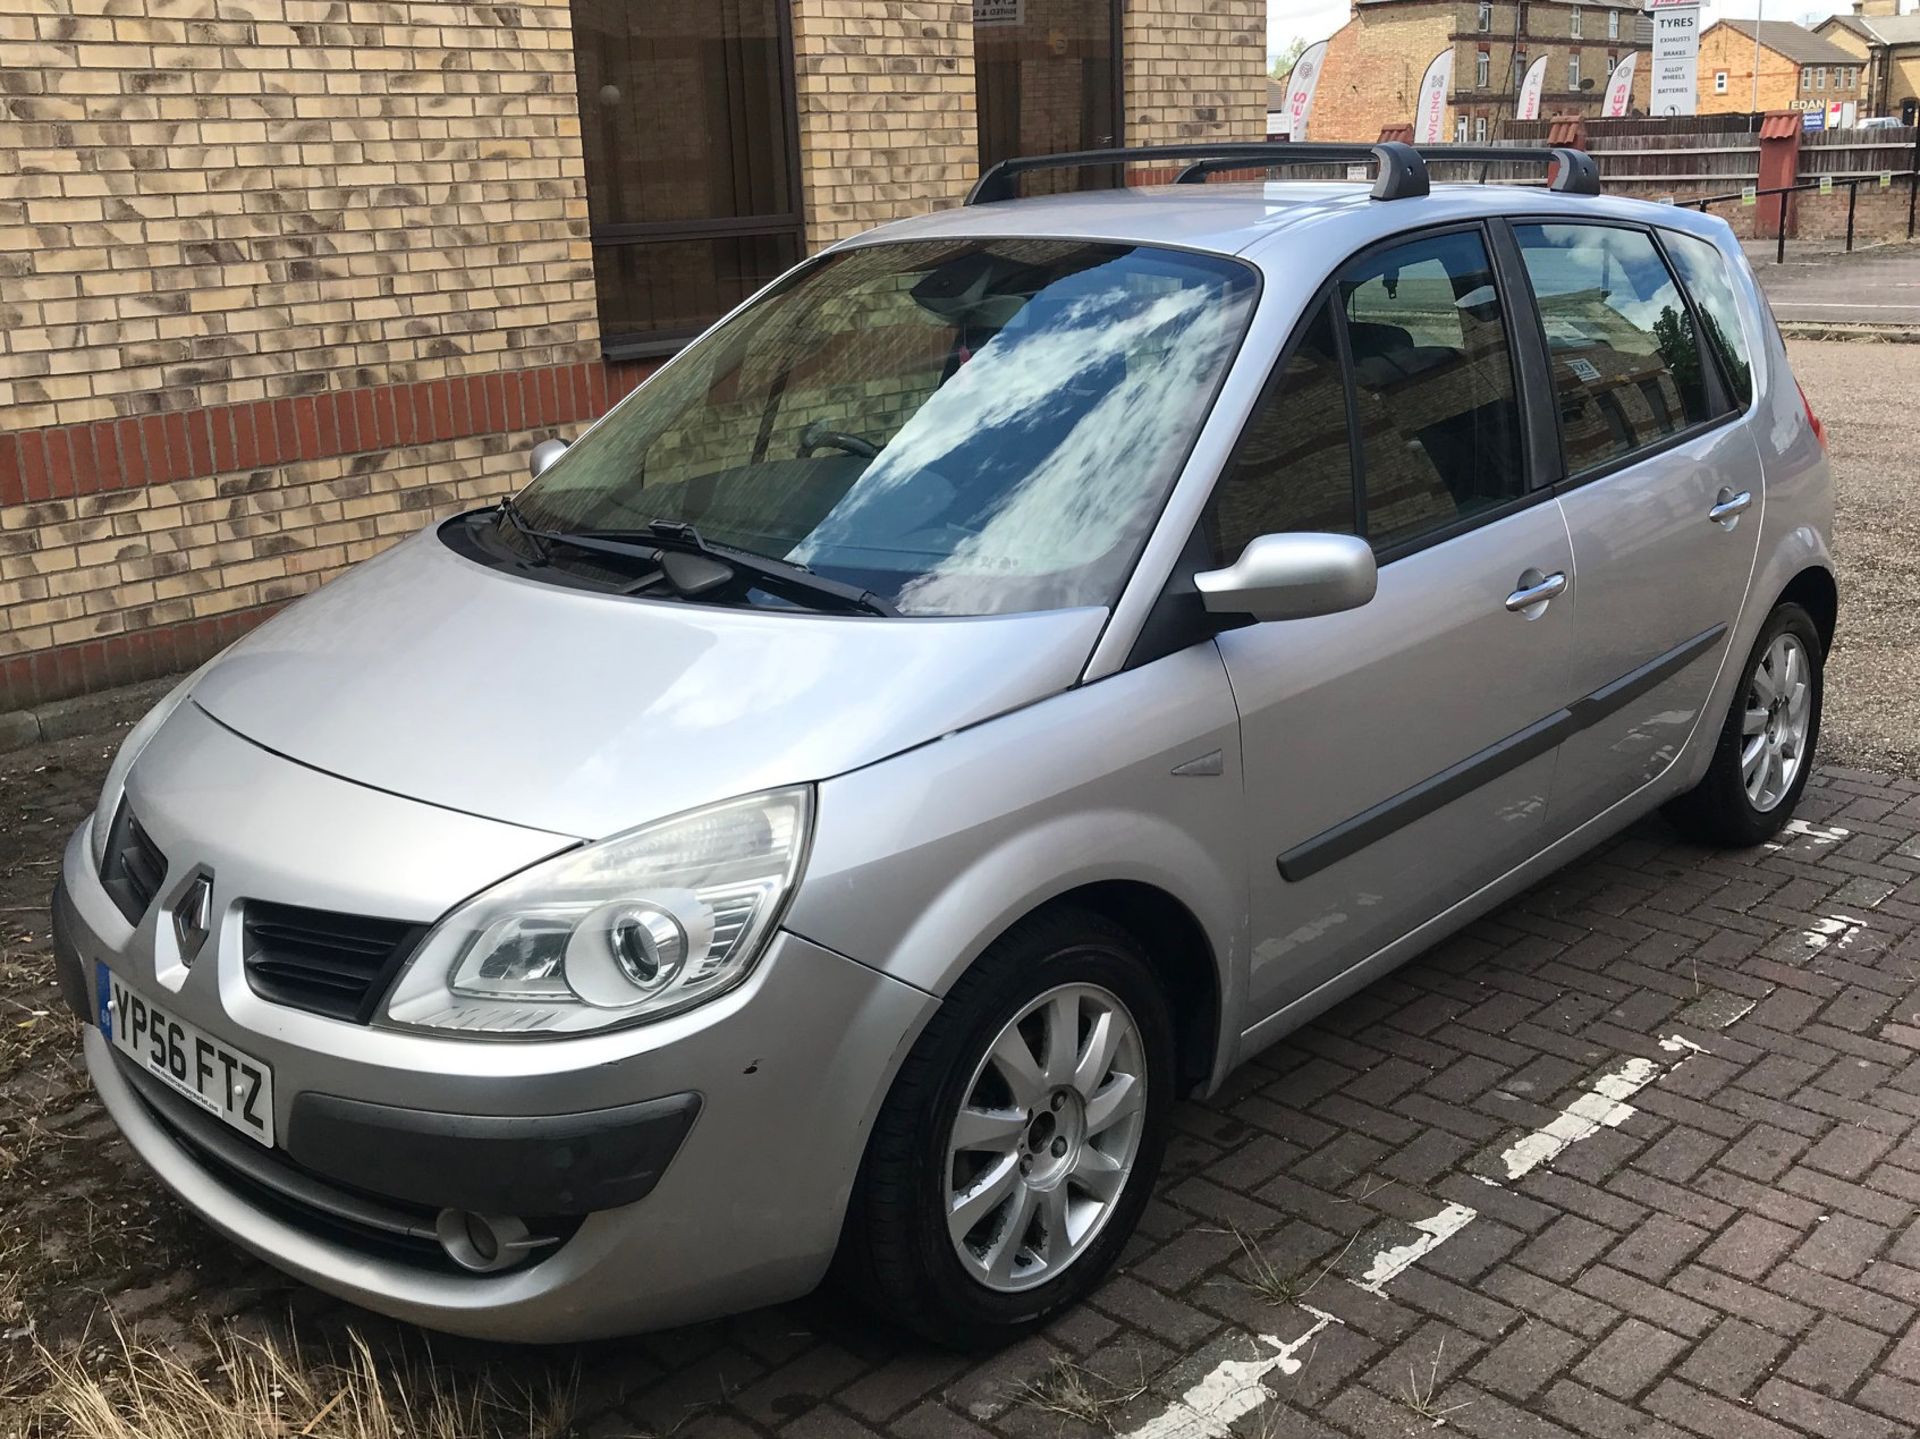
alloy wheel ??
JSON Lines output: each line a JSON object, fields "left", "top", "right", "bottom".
{"left": 944, "top": 982, "right": 1148, "bottom": 1293}
{"left": 1741, "top": 631, "right": 1812, "bottom": 813}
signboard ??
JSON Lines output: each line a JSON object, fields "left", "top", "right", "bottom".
{"left": 1281, "top": 40, "right": 1329, "bottom": 143}
{"left": 1819, "top": 175, "right": 1834, "bottom": 195}
{"left": 973, "top": 0, "right": 1022, "bottom": 25}
{"left": 1882, "top": 171, "right": 1895, "bottom": 189}
{"left": 1515, "top": 54, "right": 1549, "bottom": 121}
{"left": 1414, "top": 48, "right": 1453, "bottom": 145}
{"left": 1741, "top": 185, "right": 1757, "bottom": 205}
{"left": 1650, "top": 0, "right": 1700, "bottom": 117}
{"left": 1802, "top": 108, "right": 1825, "bottom": 130}
{"left": 1827, "top": 100, "right": 1845, "bottom": 129}
{"left": 1602, "top": 53, "right": 1638, "bottom": 118}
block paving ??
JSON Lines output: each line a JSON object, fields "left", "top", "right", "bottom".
{"left": 8, "top": 742, "right": 1920, "bottom": 1438}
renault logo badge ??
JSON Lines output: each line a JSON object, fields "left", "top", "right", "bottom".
{"left": 174, "top": 874, "right": 213, "bottom": 965}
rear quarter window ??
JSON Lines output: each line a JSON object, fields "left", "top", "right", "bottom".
{"left": 1660, "top": 229, "right": 1756, "bottom": 408}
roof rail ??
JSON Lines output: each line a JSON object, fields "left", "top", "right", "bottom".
{"left": 1414, "top": 144, "right": 1602, "bottom": 196}
{"left": 965, "top": 143, "right": 1430, "bottom": 204}
{"left": 963, "top": 141, "right": 1603, "bottom": 206}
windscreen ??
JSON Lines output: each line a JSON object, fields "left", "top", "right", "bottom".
{"left": 514, "top": 238, "right": 1258, "bottom": 616}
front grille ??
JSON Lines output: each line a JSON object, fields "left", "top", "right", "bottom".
{"left": 242, "top": 901, "right": 425, "bottom": 1024}
{"left": 100, "top": 802, "right": 168, "bottom": 924}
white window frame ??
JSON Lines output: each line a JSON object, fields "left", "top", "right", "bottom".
{"left": 1456, "top": 115, "right": 1471, "bottom": 141}
{"left": 1570, "top": 6, "right": 1582, "bottom": 38}
{"left": 1714, "top": 69, "right": 1728, "bottom": 93}
{"left": 1478, "top": 0, "right": 1493, "bottom": 31}
{"left": 1473, "top": 115, "right": 1489, "bottom": 141}
{"left": 1816, "top": 66, "right": 1827, "bottom": 90}
{"left": 1607, "top": 8, "right": 1619, "bottom": 39}
{"left": 1476, "top": 48, "right": 1491, "bottom": 87}
{"left": 1568, "top": 52, "right": 1580, "bottom": 87}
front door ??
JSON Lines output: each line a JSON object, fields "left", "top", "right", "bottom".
{"left": 1205, "top": 226, "right": 1579, "bottom": 1026}
{"left": 1507, "top": 221, "right": 1766, "bottom": 832}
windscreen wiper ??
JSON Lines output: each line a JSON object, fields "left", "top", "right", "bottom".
{"left": 575, "top": 521, "right": 900, "bottom": 618}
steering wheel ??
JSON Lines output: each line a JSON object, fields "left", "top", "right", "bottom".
{"left": 798, "top": 420, "right": 879, "bottom": 459}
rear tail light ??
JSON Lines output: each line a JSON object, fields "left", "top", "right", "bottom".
{"left": 1797, "top": 380, "right": 1827, "bottom": 450}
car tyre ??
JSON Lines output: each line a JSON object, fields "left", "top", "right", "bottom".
{"left": 1664, "top": 601, "right": 1823, "bottom": 849}
{"left": 837, "top": 906, "right": 1174, "bottom": 1350}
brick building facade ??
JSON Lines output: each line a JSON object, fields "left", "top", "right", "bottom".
{"left": 1697, "top": 19, "right": 1868, "bottom": 117}
{"left": 0, "top": 0, "right": 1264, "bottom": 712}
{"left": 1310, "top": 0, "right": 1651, "bottom": 146}
{"left": 1819, "top": 6, "right": 1920, "bottom": 126}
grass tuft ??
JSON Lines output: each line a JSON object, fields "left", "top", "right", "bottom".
{"left": 1010, "top": 1355, "right": 1149, "bottom": 1433}
{"left": 26, "top": 1319, "right": 575, "bottom": 1439}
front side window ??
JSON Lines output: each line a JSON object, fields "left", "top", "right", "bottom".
{"left": 1339, "top": 229, "right": 1526, "bottom": 550}
{"left": 1608, "top": 9, "right": 1620, "bottom": 38}
{"left": 1513, "top": 223, "right": 1712, "bottom": 476}
{"left": 1569, "top": 52, "right": 1581, "bottom": 87}
{"left": 1570, "top": 6, "right": 1582, "bottom": 37}
{"left": 514, "top": 240, "right": 1259, "bottom": 616}
{"left": 1715, "top": 70, "right": 1729, "bottom": 93}
{"left": 1477, "top": 49, "right": 1491, "bottom": 87}
{"left": 1474, "top": 115, "right": 1489, "bottom": 141}
{"left": 1206, "top": 299, "right": 1357, "bottom": 563}
{"left": 1663, "top": 229, "right": 1755, "bottom": 407}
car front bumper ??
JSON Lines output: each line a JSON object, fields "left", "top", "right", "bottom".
{"left": 57, "top": 814, "right": 935, "bottom": 1341}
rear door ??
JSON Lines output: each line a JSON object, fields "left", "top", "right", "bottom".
{"left": 1506, "top": 221, "right": 1765, "bottom": 834}
{"left": 1211, "top": 225, "right": 1579, "bottom": 1027}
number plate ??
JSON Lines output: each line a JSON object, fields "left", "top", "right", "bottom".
{"left": 98, "top": 966, "right": 275, "bottom": 1147}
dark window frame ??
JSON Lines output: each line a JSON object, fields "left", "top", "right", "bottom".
{"left": 975, "top": 0, "right": 1128, "bottom": 185}
{"left": 1200, "top": 219, "right": 1551, "bottom": 571}
{"left": 579, "top": 2, "right": 809, "bottom": 361}
{"left": 1652, "top": 226, "right": 1758, "bottom": 419}
{"left": 1497, "top": 215, "right": 1740, "bottom": 494}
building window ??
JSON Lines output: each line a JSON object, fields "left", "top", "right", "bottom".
{"left": 1474, "top": 115, "right": 1489, "bottom": 141}
{"left": 1816, "top": 66, "right": 1827, "bottom": 90}
{"left": 976, "top": 1, "right": 1123, "bottom": 194}
{"left": 1456, "top": 115, "right": 1471, "bottom": 141}
{"left": 1568, "top": 52, "right": 1580, "bottom": 88}
{"left": 1570, "top": 6, "right": 1582, "bottom": 38}
{"left": 1800, "top": 67, "right": 1811, "bottom": 91}
{"left": 1477, "top": 49, "right": 1491, "bottom": 87}
{"left": 1714, "top": 69, "right": 1728, "bottom": 93}
{"left": 1608, "top": 8, "right": 1619, "bottom": 38}
{"left": 571, "top": 0, "right": 804, "bottom": 357}
{"left": 1478, "top": 0, "right": 1493, "bottom": 30}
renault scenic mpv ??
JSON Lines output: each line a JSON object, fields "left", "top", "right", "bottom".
{"left": 53, "top": 143, "right": 1836, "bottom": 1348}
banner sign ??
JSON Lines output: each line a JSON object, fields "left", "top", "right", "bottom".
{"left": 1602, "top": 53, "right": 1638, "bottom": 118}
{"left": 1282, "top": 40, "right": 1329, "bottom": 142}
{"left": 973, "top": 0, "right": 1022, "bottom": 25}
{"left": 1414, "top": 48, "right": 1453, "bottom": 145}
{"left": 1515, "top": 54, "right": 1548, "bottom": 121}
{"left": 1650, "top": 0, "right": 1700, "bottom": 117}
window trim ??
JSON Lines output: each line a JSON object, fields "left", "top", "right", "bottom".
{"left": 1498, "top": 215, "right": 1744, "bottom": 495}
{"left": 1652, "top": 226, "right": 1759, "bottom": 422}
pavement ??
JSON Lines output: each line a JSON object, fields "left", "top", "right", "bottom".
{"left": 1752, "top": 242, "right": 1920, "bottom": 331}
{"left": 5, "top": 348, "right": 1920, "bottom": 1437}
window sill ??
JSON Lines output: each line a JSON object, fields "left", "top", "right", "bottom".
{"left": 602, "top": 334, "right": 694, "bottom": 363}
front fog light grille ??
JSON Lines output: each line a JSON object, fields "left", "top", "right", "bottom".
{"left": 243, "top": 901, "right": 425, "bottom": 1024}
{"left": 100, "top": 802, "right": 169, "bottom": 924}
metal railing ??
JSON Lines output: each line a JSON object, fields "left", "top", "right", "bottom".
{"left": 1686, "top": 170, "right": 1919, "bottom": 263}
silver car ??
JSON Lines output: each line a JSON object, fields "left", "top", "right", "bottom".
{"left": 53, "top": 143, "right": 1834, "bottom": 1348}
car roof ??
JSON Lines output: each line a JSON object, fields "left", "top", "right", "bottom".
{"left": 840, "top": 180, "right": 1743, "bottom": 267}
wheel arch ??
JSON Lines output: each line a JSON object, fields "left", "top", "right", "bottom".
{"left": 1778, "top": 563, "right": 1837, "bottom": 655}
{"left": 1026, "top": 880, "right": 1222, "bottom": 1099}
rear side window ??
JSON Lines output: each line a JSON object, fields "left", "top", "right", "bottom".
{"left": 1662, "top": 230, "right": 1755, "bottom": 407}
{"left": 1513, "top": 223, "right": 1712, "bottom": 475}
{"left": 1339, "top": 229, "right": 1526, "bottom": 549}
{"left": 1206, "top": 298, "right": 1358, "bottom": 563}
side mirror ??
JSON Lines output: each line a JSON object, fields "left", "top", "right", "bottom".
{"left": 528, "top": 438, "right": 569, "bottom": 479}
{"left": 1194, "top": 532, "right": 1377, "bottom": 623}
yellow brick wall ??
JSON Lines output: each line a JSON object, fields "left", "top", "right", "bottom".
{"left": 1697, "top": 26, "right": 1803, "bottom": 114}
{"left": 790, "top": 0, "right": 980, "bottom": 246}
{"left": 1123, "top": 0, "right": 1266, "bottom": 146}
{"left": 0, "top": 0, "right": 597, "bottom": 436}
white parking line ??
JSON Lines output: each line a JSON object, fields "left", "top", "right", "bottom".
{"left": 1500, "top": 1055, "right": 1661, "bottom": 1181}
{"left": 1121, "top": 1306, "right": 1341, "bottom": 1439}
{"left": 1354, "top": 1202, "right": 1478, "bottom": 1295}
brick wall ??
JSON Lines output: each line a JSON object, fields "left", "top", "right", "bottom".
{"left": 790, "top": 0, "right": 979, "bottom": 246}
{"left": 1123, "top": 0, "right": 1266, "bottom": 146}
{"left": 1698, "top": 26, "right": 1803, "bottom": 114}
{"left": 0, "top": 0, "right": 606, "bottom": 709}
{"left": 1314, "top": 3, "right": 1457, "bottom": 143}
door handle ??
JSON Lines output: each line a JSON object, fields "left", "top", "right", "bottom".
{"left": 1709, "top": 488, "right": 1753, "bottom": 525}
{"left": 1506, "top": 570, "right": 1567, "bottom": 613}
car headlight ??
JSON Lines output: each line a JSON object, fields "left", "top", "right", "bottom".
{"left": 381, "top": 787, "right": 812, "bottom": 1037}
{"left": 89, "top": 666, "right": 209, "bottom": 873}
